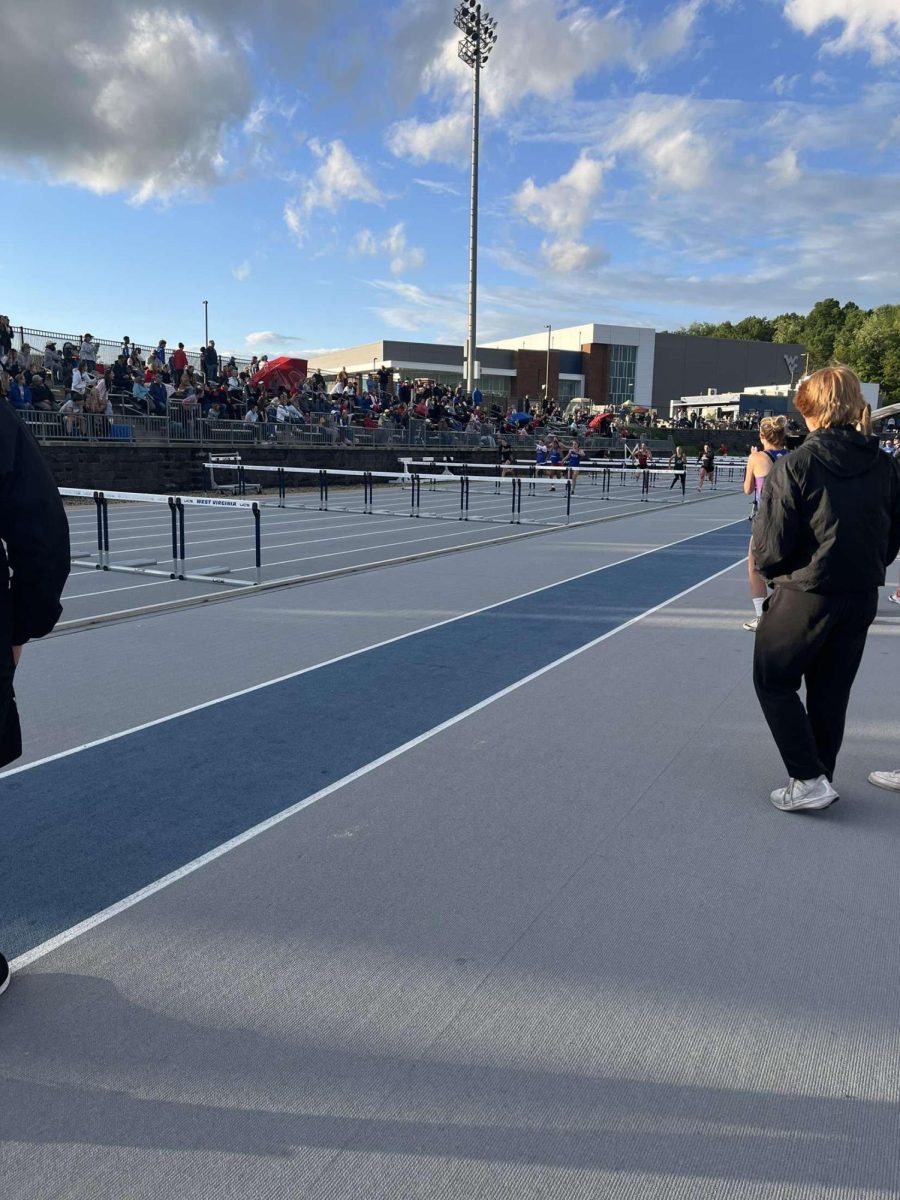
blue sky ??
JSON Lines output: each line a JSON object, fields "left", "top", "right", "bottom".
{"left": 1, "top": 0, "right": 898, "bottom": 358}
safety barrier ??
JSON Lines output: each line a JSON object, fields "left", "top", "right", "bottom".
{"left": 60, "top": 488, "right": 261, "bottom": 587}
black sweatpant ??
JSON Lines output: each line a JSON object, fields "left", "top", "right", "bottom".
{"left": 753, "top": 587, "right": 878, "bottom": 781}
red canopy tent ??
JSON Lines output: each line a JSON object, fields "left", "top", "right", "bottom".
{"left": 588, "top": 411, "right": 615, "bottom": 431}
{"left": 250, "top": 356, "right": 308, "bottom": 393}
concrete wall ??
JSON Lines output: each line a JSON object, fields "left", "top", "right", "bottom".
{"left": 652, "top": 335, "right": 805, "bottom": 412}
{"left": 39, "top": 444, "right": 508, "bottom": 494}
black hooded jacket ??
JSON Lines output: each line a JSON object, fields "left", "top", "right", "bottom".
{"left": 753, "top": 426, "right": 900, "bottom": 593}
{"left": 0, "top": 403, "right": 70, "bottom": 765}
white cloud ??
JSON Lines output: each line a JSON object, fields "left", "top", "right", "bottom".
{"left": 540, "top": 239, "right": 608, "bottom": 274}
{"left": 386, "top": 0, "right": 706, "bottom": 165}
{"left": 784, "top": 0, "right": 900, "bottom": 63}
{"left": 769, "top": 73, "right": 800, "bottom": 95}
{"left": 383, "top": 223, "right": 426, "bottom": 275}
{"left": 414, "top": 177, "right": 463, "bottom": 197}
{"left": 386, "top": 112, "right": 470, "bottom": 166}
{"left": 609, "top": 97, "right": 714, "bottom": 190}
{"left": 352, "top": 229, "right": 379, "bottom": 256}
{"left": 766, "top": 146, "right": 801, "bottom": 187}
{"left": 232, "top": 260, "right": 252, "bottom": 281}
{"left": 514, "top": 153, "right": 608, "bottom": 272}
{"left": 245, "top": 331, "right": 305, "bottom": 347}
{"left": 0, "top": 1, "right": 353, "bottom": 201}
{"left": 515, "top": 154, "right": 607, "bottom": 238}
{"left": 284, "top": 139, "right": 382, "bottom": 244}
{"left": 352, "top": 223, "right": 426, "bottom": 274}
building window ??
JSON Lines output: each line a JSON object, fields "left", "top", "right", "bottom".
{"left": 609, "top": 344, "right": 637, "bottom": 409}
{"left": 557, "top": 378, "right": 583, "bottom": 405}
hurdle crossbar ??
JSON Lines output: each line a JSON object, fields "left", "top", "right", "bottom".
{"left": 61, "top": 487, "right": 261, "bottom": 587}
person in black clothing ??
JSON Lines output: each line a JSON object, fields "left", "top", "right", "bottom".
{"left": 205, "top": 340, "right": 219, "bottom": 383}
{"left": 752, "top": 366, "right": 900, "bottom": 812}
{"left": 0, "top": 404, "right": 71, "bottom": 995}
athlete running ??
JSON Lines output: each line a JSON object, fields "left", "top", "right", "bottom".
{"left": 697, "top": 444, "right": 715, "bottom": 491}
{"left": 547, "top": 438, "right": 563, "bottom": 491}
{"left": 668, "top": 446, "right": 686, "bottom": 495}
{"left": 742, "top": 416, "right": 789, "bottom": 631}
{"left": 534, "top": 436, "right": 548, "bottom": 484}
{"left": 565, "top": 440, "right": 582, "bottom": 492}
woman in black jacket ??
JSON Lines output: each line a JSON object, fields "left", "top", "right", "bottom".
{"left": 752, "top": 366, "right": 900, "bottom": 812}
{"left": 0, "top": 403, "right": 70, "bottom": 995}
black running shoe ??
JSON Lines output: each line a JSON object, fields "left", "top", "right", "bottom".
{"left": 0, "top": 953, "right": 9, "bottom": 996}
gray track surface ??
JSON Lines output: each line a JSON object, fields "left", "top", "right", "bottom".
{"left": 62, "top": 469, "right": 743, "bottom": 624}
{"left": 5, "top": 492, "right": 900, "bottom": 1199}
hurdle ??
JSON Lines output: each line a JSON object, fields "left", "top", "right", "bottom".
{"left": 204, "top": 460, "right": 533, "bottom": 525}
{"left": 61, "top": 487, "right": 262, "bottom": 587}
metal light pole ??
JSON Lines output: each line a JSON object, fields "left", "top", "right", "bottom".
{"left": 455, "top": 0, "right": 497, "bottom": 397}
{"left": 545, "top": 324, "right": 552, "bottom": 406}
{"left": 203, "top": 300, "right": 209, "bottom": 347}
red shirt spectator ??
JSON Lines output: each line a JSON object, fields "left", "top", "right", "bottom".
{"left": 173, "top": 345, "right": 188, "bottom": 371}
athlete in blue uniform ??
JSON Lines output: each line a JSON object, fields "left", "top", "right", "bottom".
{"left": 565, "top": 441, "right": 582, "bottom": 492}
{"left": 547, "top": 440, "right": 562, "bottom": 491}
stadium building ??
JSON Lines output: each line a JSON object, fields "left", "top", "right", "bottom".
{"left": 307, "top": 323, "right": 806, "bottom": 413}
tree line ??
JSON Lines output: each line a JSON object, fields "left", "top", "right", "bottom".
{"left": 676, "top": 299, "right": 900, "bottom": 404}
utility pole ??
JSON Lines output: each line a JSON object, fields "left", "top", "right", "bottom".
{"left": 203, "top": 300, "right": 209, "bottom": 348}
{"left": 545, "top": 324, "right": 552, "bottom": 406}
{"left": 454, "top": 0, "right": 497, "bottom": 397}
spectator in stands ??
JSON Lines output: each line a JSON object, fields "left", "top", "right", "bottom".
{"left": 172, "top": 342, "right": 188, "bottom": 386}
{"left": 205, "top": 340, "right": 219, "bottom": 383}
{"left": 3, "top": 347, "right": 21, "bottom": 378}
{"left": 147, "top": 372, "right": 168, "bottom": 417}
{"left": 43, "top": 342, "right": 62, "bottom": 383}
{"left": 78, "top": 334, "right": 97, "bottom": 370}
{"left": 128, "top": 346, "right": 144, "bottom": 374}
{"left": 131, "top": 376, "right": 150, "bottom": 412}
{"left": 0, "top": 315, "right": 11, "bottom": 358}
{"left": 70, "top": 360, "right": 91, "bottom": 400}
{"left": 8, "top": 375, "right": 31, "bottom": 410}
{"left": 29, "top": 372, "right": 55, "bottom": 412}
{"left": 111, "top": 354, "right": 132, "bottom": 394}
{"left": 121, "top": 336, "right": 133, "bottom": 359}
{"left": 60, "top": 391, "right": 85, "bottom": 435}
{"left": 152, "top": 339, "right": 167, "bottom": 367}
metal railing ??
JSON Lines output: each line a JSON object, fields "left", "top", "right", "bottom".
{"left": 13, "top": 325, "right": 255, "bottom": 374}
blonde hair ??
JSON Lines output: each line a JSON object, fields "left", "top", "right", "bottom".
{"left": 759, "top": 414, "right": 787, "bottom": 447}
{"left": 858, "top": 403, "right": 872, "bottom": 436}
{"left": 794, "top": 366, "right": 865, "bottom": 429}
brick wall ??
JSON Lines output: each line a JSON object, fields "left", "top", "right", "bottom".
{"left": 514, "top": 349, "right": 561, "bottom": 407}
{"left": 38, "top": 445, "right": 507, "bottom": 494}
{"left": 581, "top": 343, "right": 611, "bottom": 406}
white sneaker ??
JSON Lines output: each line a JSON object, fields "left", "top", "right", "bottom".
{"left": 743, "top": 616, "right": 760, "bottom": 632}
{"left": 887, "top": 592, "right": 900, "bottom": 606}
{"left": 770, "top": 775, "right": 839, "bottom": 812}
{"left": 868, "top": 770, "right": 900, "bottom": 792}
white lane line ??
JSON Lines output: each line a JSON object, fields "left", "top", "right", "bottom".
{"left": 9, "top": 547, "right": 746, "bottom": 972}
{"left": 8, "top": 515, "right": 742, "bottom": 780}
{"left": 67, "top": 514, "right": 461, "bottom": 565}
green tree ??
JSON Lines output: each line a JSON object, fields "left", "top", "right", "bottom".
{"left": 803, "top": 298, "right": 844, "bottom": 368}
{"left": 733, "top": 315, "right": 774, "bottom": 342}
{"left": 772, "top": 312, "right": 806, "bottom": 345}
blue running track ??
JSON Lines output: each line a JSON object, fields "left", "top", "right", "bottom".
{"left": 2, "top": 521, "right": 746, "bottom": 958}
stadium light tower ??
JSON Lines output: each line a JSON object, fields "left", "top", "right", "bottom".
{"left": 454, "top": 0, "right": 498, "bottom": 397}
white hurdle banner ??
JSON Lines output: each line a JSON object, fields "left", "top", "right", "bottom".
{"left": 60, "top": 487, "right": 261, "bottom": 586}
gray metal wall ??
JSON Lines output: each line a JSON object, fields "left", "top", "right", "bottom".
{"left": 652, "top": 334, "right": 805, "bottom": 410}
